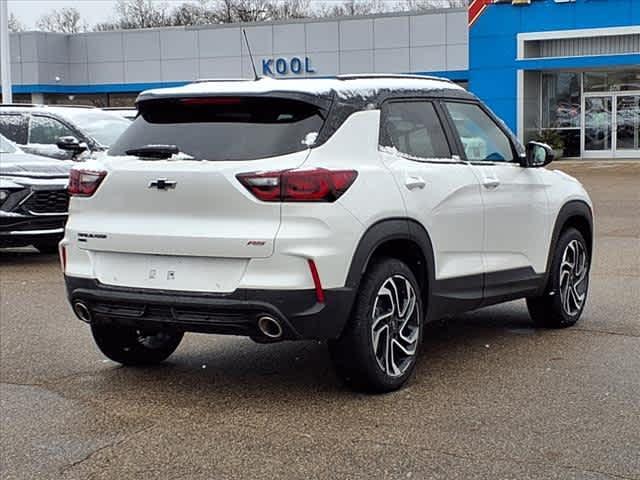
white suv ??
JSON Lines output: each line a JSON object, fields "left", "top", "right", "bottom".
{"left": 61, "top": 76, "right": 593, "bottom": 392}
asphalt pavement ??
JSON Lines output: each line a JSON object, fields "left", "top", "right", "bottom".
{"left": 1, "top": 161, "right": 639, "bottom": 480}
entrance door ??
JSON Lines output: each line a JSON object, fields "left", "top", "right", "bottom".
{"left": 615, "top": 94, "right": 640, "bottom": 158}
{"left": 583, "top": 93, "right": 640, "bottom": 158}
{"left": 583, "top": 95, "right": 613, "bottom": 157}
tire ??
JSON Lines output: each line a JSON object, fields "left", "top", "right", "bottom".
{"left": 33, "top": 240, "right": 60, "bottom": 254}
{"left": 329, "top": 257, "right": 423, "bottom": 393}
{"left": 91, "top": 324, "right": 183, "bottom": 365}
{"left": 527, "top": 227, "right": 590, "bottom": 328}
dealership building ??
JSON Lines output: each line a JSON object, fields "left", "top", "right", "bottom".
{"left": 3, "top": 0, "right": 640, "bottom": 159}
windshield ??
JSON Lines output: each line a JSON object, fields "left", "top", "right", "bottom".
{"left": 108, "top": 97, "right": 325, "bottom": 161}
{"left": 0, "top": 134, "right": 17, "bottom": 154}
{"left": 62, "top": 110, "right": 131, "bottom": 147}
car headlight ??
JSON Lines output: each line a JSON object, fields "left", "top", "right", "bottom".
{"left": 0, "top": 189, "right": 10, "bottom": 203}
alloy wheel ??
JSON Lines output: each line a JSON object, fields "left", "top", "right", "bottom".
{"left": 559, "top": 239, "right": 588, "bottom": 316}
{"left": 371, "top": 275, "right": 420, "bottom": 377}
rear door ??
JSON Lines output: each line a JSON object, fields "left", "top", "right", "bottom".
{"left": 441, "top": 101, "right": 550, "bottom": 283}
{"left": 378, "top": 99, "right": 485, "bottom": 312}
{"left": 68, "top": 96, "right": 326, "bottom": 293}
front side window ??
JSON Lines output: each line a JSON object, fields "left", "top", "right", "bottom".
{"left": 445, "top": 102, "right": 514, "bottom": 162}
{"left": 29, "top": 116, "right": 75, "bottom": 145}
{"left": 381, "top": 101, "right": 451, "bottom": 160}
{"left": 62, "top": 110, "right": 130, "bottom": 147}
{"left": 109, "top": 97, "right": 325, "bottom": 161}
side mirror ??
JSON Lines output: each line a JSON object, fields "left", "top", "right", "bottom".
{"left": 523, "top": 141, "right": 554, "bottom": 168}
{"left": 56, "top": 136, "right": 88, "bottom": 154}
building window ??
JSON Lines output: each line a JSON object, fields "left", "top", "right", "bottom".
{"left": 542, "top": 72, "right": 581, "bottom": 129}
{"left": 584, "top": 70, "right": 640, "bottom": 92}
{"left": 541, "top": 72, "right": 581, "bottom": 157}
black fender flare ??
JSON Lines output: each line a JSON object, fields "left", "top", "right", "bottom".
{"left": 344, "top": 217, "right": 436, "bottom": 313}
{"left": 540, "top": 200, "right": 593, "bottom": 292}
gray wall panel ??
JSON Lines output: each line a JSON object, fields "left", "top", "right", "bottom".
{"left": 38, "top": 34, "right": 68, "bottom": 64}
{"left": 69, "top": 35, "right": 88, "bottom": 63}
{"left": 21, "top": 62, "right": 39, "bottom": 84}
{"left": 199, "top": 27, "right": 242, "bottom": 57}
{"left": 447, "top": 44, "right": 468, "bottom": 70}
{"left": 374, "top": 17, "right": 409, "bottom": 49}
{"left": 123, "top": 31, "right": 161, "bottom": 61}
{"left": 273, "top": 24, "right": 306, "bottom": 54}
{"left": 10, "top": 63, "right": 22, "bottom": 84}
{"left": 10, "top": 35, "right": 21, "bottom": 62}
{"left": 240, "top": 25, "right": 273, "bottom": 56}
{"left": 411, "top": 14, "right": 446, "bottom": 46}
{"left": 125, "top": 60, "right": 161, "bottom": 83}
{"left": 375, "top": 48, "right": 410, "bottom": 73}
{"left": 199, "top": 57, "right": 242, "bottom": 78}
{"left": 340, "top": 19, "right": 373, "bottom": 51}
{"left": 161, "top": 59, "right": 198, "bottom": 82}
{"left": 19, "top": 34, "right": 38, "bottom": 63}
{"left": 446, "top": 11, "right": 468, "bottom": 45}
{"left": 160, "top": 29, "right": 197, "bottom": 59}
{"left": 87, "top": 33, "right": 123, "bottom": 63}
{"left": 88, "top": 62, "right": 124, "bottom": 84}
{"left": 339, "top": 50, "right": 374, "bottom": 74}
{"left": 306, "top": 22, "right": 339, "bottom": 52}
{"left": 68, "top": 62, "right": 88, "bottom": 84}
{"left": 38, "top": 63, "right": 69, "bottom": 84}
{"left": 306, "top": 51, "right": 339, "bottom": 77}
{"left": 411, "top": 46, "right": 447, "bottom": 72}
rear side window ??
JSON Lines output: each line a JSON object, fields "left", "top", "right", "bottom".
{"left": 444, "top": 102, "right": 514, "bottom": 162}
{"left": 109, "top": 97, "right": 325, "bottom": 161}
{"left": 380, "top": 101, "right": 451, "bottom": 160}
{"left": 0, "top": 114, "right": 28, "bottom": 144}
{"left": 29, "top": 115, "right": 75, "bottom": 145}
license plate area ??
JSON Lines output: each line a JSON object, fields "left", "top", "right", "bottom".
{"left": 92, "top": 252, "right": 248, "bottom": 293}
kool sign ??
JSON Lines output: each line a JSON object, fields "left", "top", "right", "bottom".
{"left": 262, "top": 57, "right": 316, "bottom": 76}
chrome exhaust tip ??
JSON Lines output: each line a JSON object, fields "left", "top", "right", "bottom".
{"left": 257, "top": 315, "right": 283, "bottom": 339}
{"left": 73, "top": 301, "right": 92, "bottom": 323}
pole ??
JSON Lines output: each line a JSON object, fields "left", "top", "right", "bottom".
{"left": 0, "top": 0, "right": 13, "bottom": 104}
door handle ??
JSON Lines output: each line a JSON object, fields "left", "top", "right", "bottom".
{"left": 482, "top": 177, "right": 500, "bottom": 190}
{"left": 405, "top": 175, "right": 426, "bottom": 190}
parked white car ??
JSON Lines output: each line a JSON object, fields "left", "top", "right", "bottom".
{"left": 61, "top": 76, "right": 593, "bottom": 392}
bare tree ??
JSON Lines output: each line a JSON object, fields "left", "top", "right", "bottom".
{"left": 8, "top": 12, "right": 25, "bottom": 33}
{"left": 171, "top": 0, "right": 220, "bottom": 26}
{"left": 268, "top": 0, "right": 312, "bottom": 20}
{"left": 36, "top": 7, "right": 87, "bottom": 33}
{"left": 95, "top": 0, "right": 170, "bottom": 30}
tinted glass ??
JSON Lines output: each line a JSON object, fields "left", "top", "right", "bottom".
{"left": 381, "top": 101, "right": 451, "bottom": 159}
{"left": 62, "top": 109, "right": 130, "bottom": 146}
{"left": 109, "top": 97, "right": 325, "bottom": 161}
{"left": 29, "top": 116, "right": 75, "bottom": 145}
{"left": 445, "top": 102, "right": 514, "bottom": 162}
{"left": 0, "top": 114, "right": 28, "bottom": 144}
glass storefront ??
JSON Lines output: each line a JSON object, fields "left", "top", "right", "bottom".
{"left": 540, "top": 69, "right": 640, "bottom": 158}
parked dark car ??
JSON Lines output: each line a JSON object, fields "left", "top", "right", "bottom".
{"left": 0, "top": 105, "right": 130, "bottom": 160}
{"left": 0, "top": 134, "right": 71, "bottom": 252}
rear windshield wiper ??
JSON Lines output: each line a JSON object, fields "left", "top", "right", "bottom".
{"left": 125, "top": 144, "right": 180, "bottom": 159}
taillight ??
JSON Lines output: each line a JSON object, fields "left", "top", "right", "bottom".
{"left": 237, "top": 168, "right": 357, "bottom": 202}
{"left": 68, "top": 169, "right": 107, "bottom": 197}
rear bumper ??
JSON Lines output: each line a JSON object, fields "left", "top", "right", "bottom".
{"left": 64, "top": 276, "right": 355, "bottom": 340}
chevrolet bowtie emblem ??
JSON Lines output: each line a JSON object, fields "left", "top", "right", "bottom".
{"left": 148, "top": 178, "right": 177, "bottom": 190}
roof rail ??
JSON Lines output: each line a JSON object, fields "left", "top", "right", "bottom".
{"left": 336, "top": 74, "right": 454, "bottom": 83}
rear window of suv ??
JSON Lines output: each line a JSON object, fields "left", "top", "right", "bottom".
{"left": 109, "top": 97, "right": 325, "bottom": 161}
